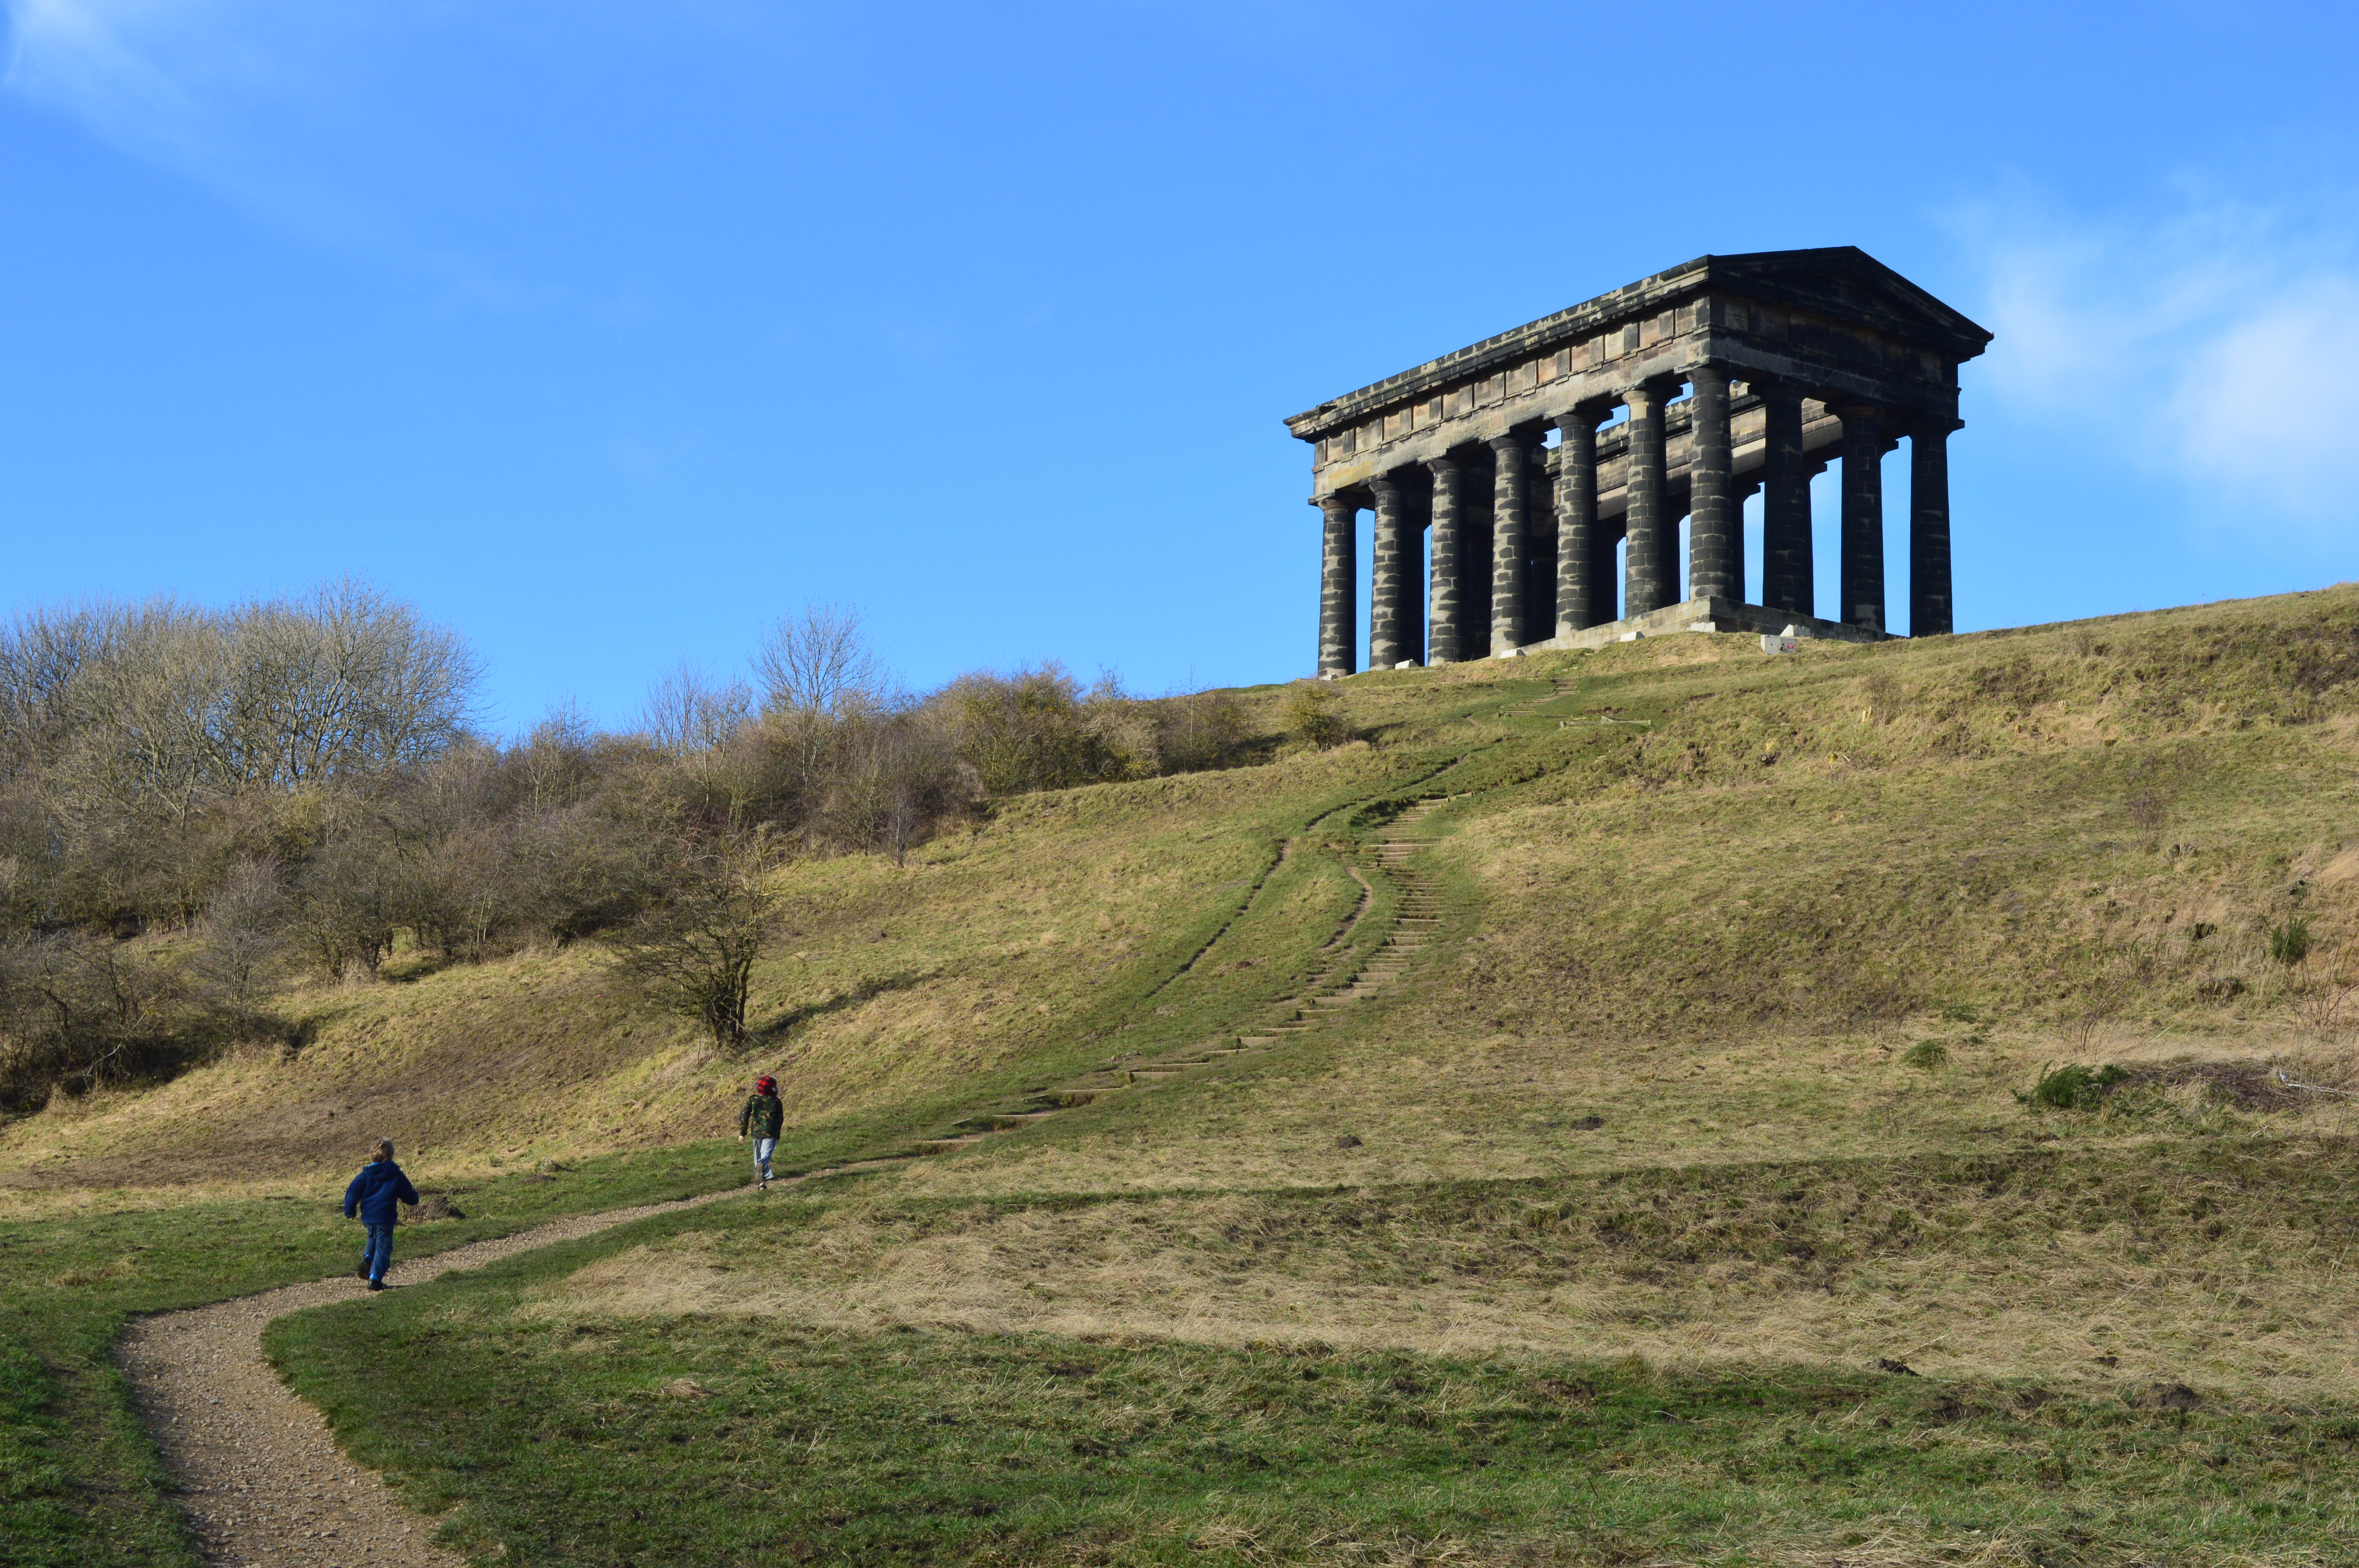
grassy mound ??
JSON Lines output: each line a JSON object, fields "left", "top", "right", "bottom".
{"left": 8, "top": 584, "right": 2359, "bottom": 1565}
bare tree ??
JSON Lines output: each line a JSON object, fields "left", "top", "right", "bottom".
{"left": 0, "top": 931, "right": 187, "bottom": 1103}
{"left": 755, "top": 603, "right": 882, "bottom": 720}
{"left": 614, "top": 831, "right": 782, "bottom": 1047}
{"left": 642, "top": 663, "right": 753, "bottom": 757}
{"left": 220, "top": 579, "right": 478, "bottom": 788}
{"left": 4, "top": 581, "right": 478, "bottom": 819}
{"left": 191, "top": 859, "right": 287, "bottom": 1027}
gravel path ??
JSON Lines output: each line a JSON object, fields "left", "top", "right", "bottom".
{"left": 112, "top": 776, "right": 1472, "bottom": 1566}
{"left": 118, "top": 1179, "right": 772, "bottom": 1567}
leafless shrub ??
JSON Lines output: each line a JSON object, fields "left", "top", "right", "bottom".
{"left": 755, "top": 603, "right": 883, "bottom": 720}
{"left": 191, "top": 859, "right": 287, "bottom": 1024}
{"left": 933, "top": 663, "right": 1140, "bottom": 795}
{"left": 819, "top": 708, "right": 969, "bottom": 864}
{"left": 1151, "top": 688, "right": 1250, "bottom": 773}
{"left": 291, "top": 837, "right": 399, "bottom": 978}
{"left": 2293, "top": 938, "right": 2359, "bottom": 1042}
{"left": 641, "top": 663, "right": 752, "bottom": 757}
{"left": 0, "top": 580, "right": 476, "bottom": 819}
{"left": 614, "top": 831, "right": 783, "bottom": 1047}
{"left": 1284, "top": 684, "right": 1347, "bottom": 749}
{"left": 0, "top": 931, "right": 194, "bottom": 1107}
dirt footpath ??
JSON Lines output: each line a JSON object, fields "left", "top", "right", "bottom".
{"left": 118, "top": 1186, "right": 752, "bottom": 1567}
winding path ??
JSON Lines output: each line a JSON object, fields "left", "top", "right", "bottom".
{"left": 118, "top": 754, "right": 1505, "bottom": 1564}
{"left": 116, "top": 1187, "right": 780, "bottom": 1566}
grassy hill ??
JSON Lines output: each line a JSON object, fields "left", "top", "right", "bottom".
{"left": 8, "top": 584, "right": 2359, "bottom": 1566}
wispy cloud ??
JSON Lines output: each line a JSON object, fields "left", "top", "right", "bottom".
{"left": 1949, "top": 182, "right": 2359, "bottom": 541}
{"left": 2, "top": 0, "right": 625, "bottom": 306}
{"left": 5, "top": 0, "right": 299, "bottom": 200}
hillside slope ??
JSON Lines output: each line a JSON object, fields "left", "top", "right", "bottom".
{"left": 18, "top": 583, "right": 2359, "bottom": 1568}
{"left": 5, "top": 586, "right": 2355, "bottom": 1200}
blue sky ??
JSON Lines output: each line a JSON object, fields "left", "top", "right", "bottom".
{"left": 4, "top": 2, "right": 2355, "bottom": 730}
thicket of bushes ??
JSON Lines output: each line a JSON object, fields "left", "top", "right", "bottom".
{"left": 0, "top": 588, "right": 1255, "bottom": 1108}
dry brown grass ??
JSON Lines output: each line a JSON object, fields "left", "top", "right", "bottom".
{"left": 0, "top": 740, "right": 1421, "bottom": 1188}
{"left": 538, "top": 1132, "right": 2359, "bottom": 1403}
{"left": 878, "top": 1025, "right": 2359, "bottom": 1200}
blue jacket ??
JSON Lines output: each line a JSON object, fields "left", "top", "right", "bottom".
{"left": 344, "top": 1160, "right": 420, "bottom": 1226}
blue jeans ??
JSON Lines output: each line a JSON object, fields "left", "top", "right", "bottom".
{"left": 360, "top": 1222, "right": 396, "bottom": 1283}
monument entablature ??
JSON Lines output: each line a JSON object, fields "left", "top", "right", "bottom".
{"left": 1285, "top": 248, "right": 1992, "bottom": 676}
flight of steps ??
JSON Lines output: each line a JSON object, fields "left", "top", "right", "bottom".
{"left": 907, "top": 795, "right": 1455, "bottom": 1157}
{"left": 1500, "top": 678, "right": 1582, "bottom": 719}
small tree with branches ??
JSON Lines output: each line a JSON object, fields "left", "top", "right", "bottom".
{"left": 615, "top": 832, "right": 782, "bottom": 1048}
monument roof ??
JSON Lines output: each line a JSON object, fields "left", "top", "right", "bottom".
{"left": 1284, "top": 247, "right": 1993, "bottom": 435}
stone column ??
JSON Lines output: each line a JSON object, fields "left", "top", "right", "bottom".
{"left": 1554, "top": 402, "right": 1610, "bottom": 635}
{"left": 1687, "top": 365, "right": 1736, "bottom": 605}
{"left": 1425, "top": 456, "right": 1464, "bottom": 663}
{"left": 1369, "top": 475, "right": 1409, "bottom": 670}
{"left": 1622, "top": 380, "right": 1675, "bottom": 615}
{"left": 1757, "top": 382, "right": 1811, "bottom": 617}
{"left": 1404, "top": 476, "right": 1429, "bottom": 664}
{"left": 1488, "top": 433, "right": 1528, "bottom": 653}
{"left": 1838, "top": 407, "right": 1887, "bottom": 633}
{"left": 1909, "top": 421, "right": 1955, "bottom": 637}
{"left": 1317, "top": 493, "right": 1358, "bottom": 676}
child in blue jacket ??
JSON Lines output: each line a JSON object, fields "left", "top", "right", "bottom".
{"left": 343, "top": 1139, "right": 420, "bottom": 1291}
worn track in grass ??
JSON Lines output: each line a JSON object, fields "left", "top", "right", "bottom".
{"left": 118, "top": 743, "right": 1508, "bottom": 1564}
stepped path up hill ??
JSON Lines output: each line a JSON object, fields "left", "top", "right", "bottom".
{"left": 108, "top": 780, "right": 1497, "bottom": 1566}
{"left": 16, "top": 586, "right": 2359, "bottom": 1568}
{"left": 10, "top": 583, "right": 2359, "bottom": 1203}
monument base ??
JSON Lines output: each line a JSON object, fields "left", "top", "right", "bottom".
{"left": 1504, "top": 597, "right": 1891, "bottom": 655}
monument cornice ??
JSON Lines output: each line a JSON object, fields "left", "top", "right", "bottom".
{"left": 1283, "top": 247, "right": 1992, "bottom": 442}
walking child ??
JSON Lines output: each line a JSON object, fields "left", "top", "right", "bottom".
{"left": 740, "top": 1074, "right": 785, "bottom": 1190}
{"left": 343, "top": 1138, "right": 420, "bottom": 1291}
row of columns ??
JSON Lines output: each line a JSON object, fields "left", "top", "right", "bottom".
{"left": 1316, "top": 368, "right": 1955, "bottom": 675}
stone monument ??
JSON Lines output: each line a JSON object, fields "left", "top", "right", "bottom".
{"left": 1284, "top": 248, "right": 1992, "bottom": 674}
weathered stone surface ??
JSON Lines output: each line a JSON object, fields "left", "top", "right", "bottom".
{"left": 1528, "top": 597, "right": 1885, "bottom": 653}
{"left": 1369, "top": 475, "right": 1411, "bottom": 670}
{"left": 1317, "top": 493, "right": 1358, "bottom": 677}
{"left": 1757, "top": 381, "right": 1812, "bottom": 617}
{"left": 1622, "top": 380, "right": 1675, "bottom": 615}
{"left": 1487, "top": 434, "right": 1529, "bottom": 654}
{"left": 1552, "top": 405, "right": 1608, "bottom": 635}
{"left": 1910, "top": 421, "right": 1954, "bottom": 637}
{"left": 1686, "top": 365, "right": 1736, "bottom": 603}
{"left": 1837, "top": 408, "right": 1892, "bottom": 633}
{"left": 1426, "top": 456, "right": 1465, "bottom": 663}
{"left": 1293, "top": 248, "right": 1988, "bottom": 661}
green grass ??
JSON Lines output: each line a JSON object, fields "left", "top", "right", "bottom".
{"left": 0, "top": 1139, "right": 764, "bottom": 1568}
{"left": 11, "top": 585, "right": 2359, "bottom": 1565}
{"left": 266, "top": 1181, "right": 2359, "bottom": 1566}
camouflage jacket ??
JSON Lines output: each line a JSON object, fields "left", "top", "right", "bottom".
{"left": 740, "top": 1093, "right": 785, "bottom": 1139}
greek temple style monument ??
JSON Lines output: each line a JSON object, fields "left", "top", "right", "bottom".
{"left": 1285, "top": 248, "right": 1992, "bottom": 674}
